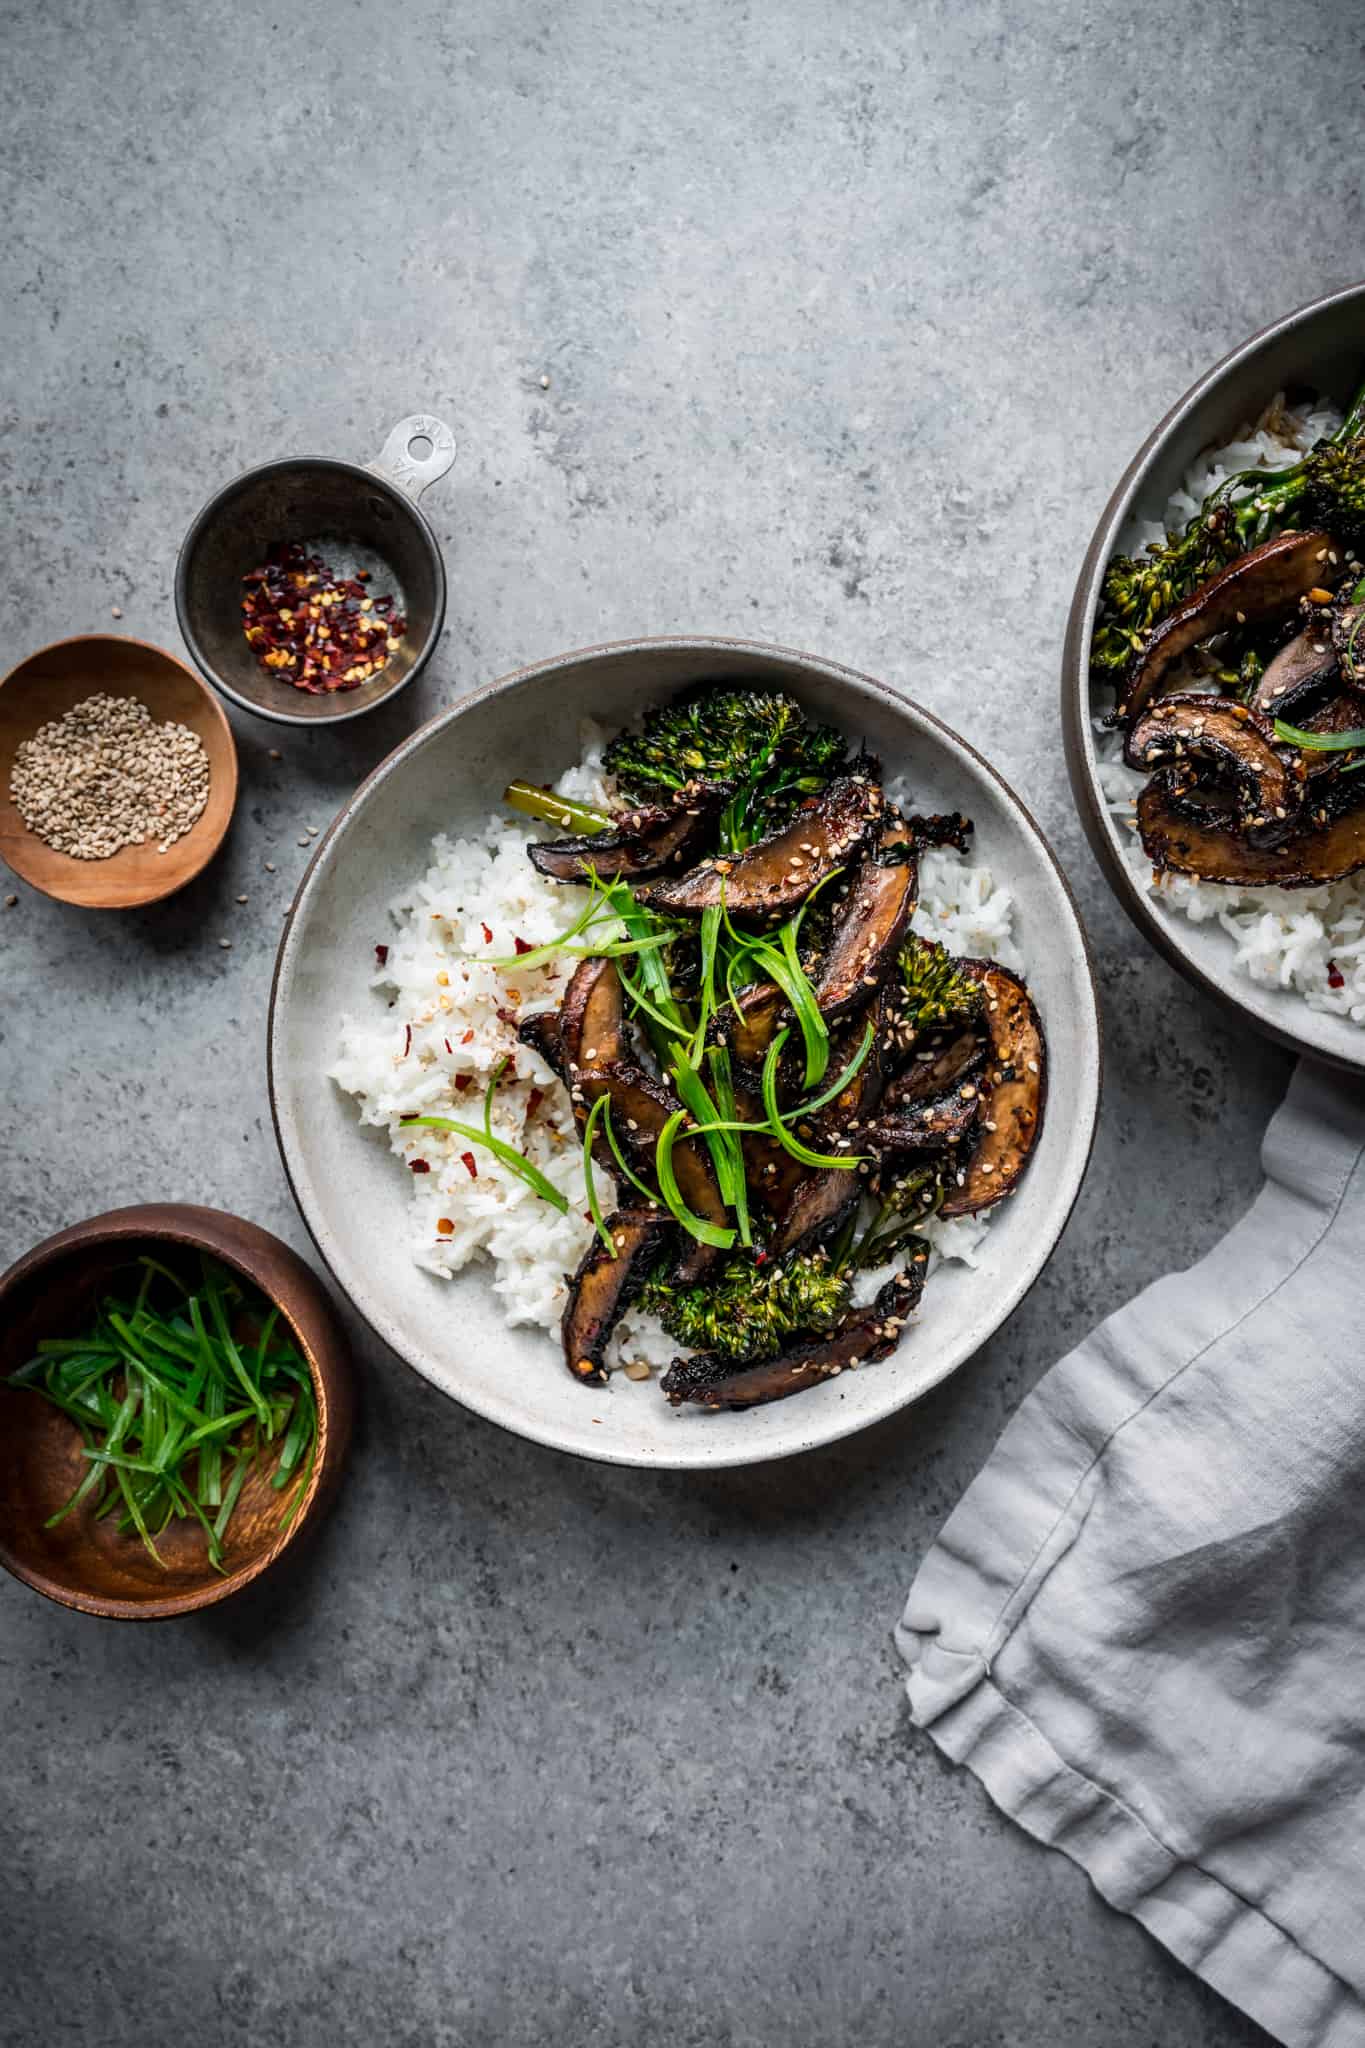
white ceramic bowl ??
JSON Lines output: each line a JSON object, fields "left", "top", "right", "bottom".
{"left": 1063, "top": 281, "right": 1365, "bottom": 1074}
{"left": 269, "top": 638, "right": 1101, "bottom": 1469}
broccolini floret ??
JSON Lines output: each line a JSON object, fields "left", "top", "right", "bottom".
{"left": 897, "top": 936, "right": 983, "bottom": 1033}
{"left": 603, "top": 686, "right": 848, "bottom": 850}
{"left": 1091, "top": 378, "right": 1365, "bottom": 689}
{"left": 639, "top": 1246, "right": 851, "bottom": 1361}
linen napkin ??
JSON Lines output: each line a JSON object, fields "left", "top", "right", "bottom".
{"left": 897, "top": 1060, "right": 1365, "bottom": 2048}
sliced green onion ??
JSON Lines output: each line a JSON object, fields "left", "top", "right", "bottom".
{"left": 398, "top": 1115, "right": 569, "bottom": 1213}
{"left": 669, "top": 1054, "right": 739, "bottom": 1210}
{"left": 601, "top": 1097, "right": 661, "bottom": 1208}
{"left": 656, "top": 1110, "right": 737, "bottom": 1250}
{"left": 705, "top": 1044, "right": 751, "bottom": 1248}
{"left": 581, "top": 1094, "right": 617, "bottom": 1255}
{"left": 760, "top": 1032, "right": 863, "bottom": 1171}
{"left": 781, "top": 1022, "right": 874, "bottom": 1124}
{"left": 1273, "top": 719, "right": 1365, "bottom": 752}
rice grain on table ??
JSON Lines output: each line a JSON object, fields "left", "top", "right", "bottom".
{"left": 10, "top": 692, "right": 209, "bottom": 859}
{"left": 332, "top": 728, "right": 1023, "bottom": 1379}
{"left": 1093, "top": 393, "right": 1365, "bottom": 1027}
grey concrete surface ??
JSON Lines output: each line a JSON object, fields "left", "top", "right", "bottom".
{"left": 1, "top": 0, "right": 1355, "bottom": 2041}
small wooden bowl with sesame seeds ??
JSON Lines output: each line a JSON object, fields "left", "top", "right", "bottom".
{"left": 0, "top": 635, "right": 238, "bottom": 910}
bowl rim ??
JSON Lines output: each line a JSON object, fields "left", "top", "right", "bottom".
{"left": 0, "top": 631, "right": 239, "bottom": 909}
{"left": 173, "top": 454, "right": 448, "bottom": 729}
{"left": 0, "top": 1202, "right": 353, "bottom": 1619}
{"left": 1061, "top": 278, "right": 1365, "bottom": 1075}
{"left": 268, "top": 632, "right": 1104, "bottom": 1470}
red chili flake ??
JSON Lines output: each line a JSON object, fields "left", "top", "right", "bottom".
{"left": 374, "top": 943, "right": 389, "bottom": 966}
{"left": 444, "top": 1038, "right": 453, "bottom": 1055}
{"left": 514, "top": 937, "right": 534, "bottom": 956}
{"left": 496, "top": 1006, "right": 516, "bottom": 1026}
{"left": 436, "top": 1217, "right": 455, "bottom": 1235}
{"left": 403, "top": 1024, "right": 412, "bottom": 1056}
{"left": 481, "top": 922, "right": 494, "bottom": 945}
{"left": 460, "top": 1152, "right": 478, "bottom": 1179}
{"left": 754, "top": 1249, "right": 768, "bottom": 1264}
{"left": 454, "top": 1075, "right": 472, "bottom": 1091}
{"left": 528, "top": 1088, "right": 544, "bottom": 1115}
{"left": 461, "top": 1029, "right": 475, "bottom": 1044}
{"left": 239, "top": 540, "right": 407, "bottom": 694}
{"left": 1329, "top": 960, "right": 1346, "bottom": 989}
{"left": 410, "top": 1159, "right": 430, "bottom": 1174}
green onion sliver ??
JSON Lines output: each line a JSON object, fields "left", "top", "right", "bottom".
{"left": 601, "top": 1097, "right": 661, "bottom": 1208}
{"left": 399, "top": 1116, "right": 569, "bottom": 1212}
{"left": 1273, "top": 719, "right": 1365, "bottom": 752}
{"left": 760, "top": 1032, "right": 863, "bottom": 1171}
{"left": 580, "top": 1094, "right": 618, "bottom": 1256}
{"left": 656, "top": 1110, "right": 737, "bottom": 1250}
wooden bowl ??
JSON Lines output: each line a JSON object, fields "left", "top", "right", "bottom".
{"left": 0, "top": 635, "right": 238, "bottom": 908}
{"left": 0, "top": 1205, "right": 354, "bottom": 1620}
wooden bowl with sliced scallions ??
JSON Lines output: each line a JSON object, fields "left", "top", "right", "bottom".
{"left": 0, "top": 1205, "right": 353, "bottom": 1619}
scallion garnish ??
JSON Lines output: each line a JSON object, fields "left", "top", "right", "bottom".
{"left": 600, "top": 1096, "right": 662, "bottom": 1209}
{"left": 656, "top": 1110, "right": 738, "bottom": 1250}
{"left": 1273, "top": 718, "right": 1365, "bottom": 752}
{"left": 399, "top": 1115, "right": 569, "bottom": 1212}
{"left": 581, "top": 1094, "right": 618, "bottom": 1255}
{"left": 759, "top": 1032, "right": 864, "bottom": 1171}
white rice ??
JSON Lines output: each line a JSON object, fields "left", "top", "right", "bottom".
{"left": 331, "top": 727, "right": 1026, "bottom": 1378}
{"left": 1094, "top": 393, "right": 1365, "bottom": 1027}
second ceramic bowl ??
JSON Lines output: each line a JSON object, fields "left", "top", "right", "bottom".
{"left": 1063, "top": 281, "right": 1365, "bottom": 1073}
{"left": 269, "top": 637, "right": 1101, "bottom": 1471}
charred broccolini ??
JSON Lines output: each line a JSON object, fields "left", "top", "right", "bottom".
{"left": 637, "top": 1246, "right": 851, "bottom": 1362}
{"left": 1091, "top": 379, "right": 1365, "bottom": 688}
{"left": 602, "top": 687, "right": 849, "bottom": 852}
{"left": 898, "top": 935, "right": 984, "bottom": 1033}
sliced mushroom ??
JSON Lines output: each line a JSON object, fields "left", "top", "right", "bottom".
{"left": 528, "top": 783, "right": 728, "bottom": 883}
{"left": 1137, "top": 776, "right": 1365, "bottom": 886}
{"left": 638, "top": 774, "right": 884, "bottom": 920}
{"left": 1124, "top": 694, "right": 1300, "bottom": 847}
{"left": 880, "top": 1021, "right": 987, "bottom": 1110}
{"left": 1250, "top": 628, "right": 1340, "bottom": 721}
{"left": 558, "top": 955, "right": 626, "bottom": 1070}
{"left": 938, "top": 960, "right": 1046, "bottom": 1218}
{"left": 711, "top": 980, "right": 785, "bottom": 1065}
{"left": 1119, "top": 530, "right": 1341, "bottom": 722}
{"left": 860, "top": 1075, "right": 982, "bottom": 1158}
{"left": 562, "top": 1208, "right": 671, "bottom": 1386}
{"left": 809, "top": 826, "right": 918, "bottom": 1020}
{"left": 574, "top": 1062, "right": 728, "bottom": 1284}
{"left": 660, "top": 1259, "right": 927, "bottom": 1411}
{"left": 517, "top": 1008, "right": 565, "bottom": 1076}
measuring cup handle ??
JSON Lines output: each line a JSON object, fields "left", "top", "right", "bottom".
{"left": 367, "top": 414, "right": 456, "bottom": 501}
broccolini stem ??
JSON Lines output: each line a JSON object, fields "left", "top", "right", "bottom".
{"left": 503, "top": 781, "right": 611, "bottom": 834}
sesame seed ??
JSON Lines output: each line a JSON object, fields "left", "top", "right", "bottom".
{"left": 9, "top": 693, "right": 211, "bottom": 859}
{"left": 218, "top": 937, "right": 232, "bottom": 950}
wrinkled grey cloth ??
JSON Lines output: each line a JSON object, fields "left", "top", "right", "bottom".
{"left": 898, "top": 1062, "right": 1365, "bottom": 2048}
